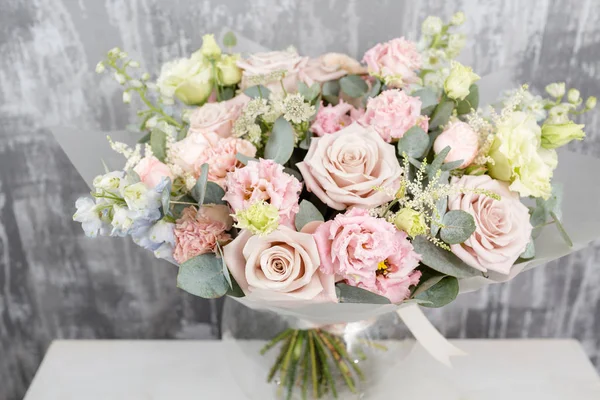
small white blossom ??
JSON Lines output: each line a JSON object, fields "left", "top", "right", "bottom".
{"left": 108, "top": 47, "right": 121, "bottom": 58}
{"left": 145, "top": 116, "right": 158, "bottom": 129}
{"left": 141, "top": 72, "right": 151, "bottom": 81}
{"left": 129, "top": 61, "right": 140, "bottom": 68}
{"left": 422, "top": 16, "right": 443, "bottom": 36}
{"left": 95, "top": 62, "right": 106, "bottom": 74}
{"left": 545, "top": 82, "right": 565, "bottom": 98}
{"left": 586, "top": 96, "right": 597, "bottom": 109}
{"left": 130, "top": 79, "right": 143, "bottom": 88}
{"left": 451, "top": 11, "right": 466, "bottom": 26}
{"left": 282, "top": 94, "right": 315, "bottom": 124}
{"left": 122, "top": 91, "right": 131, "bottom": 104}
{"left": 114, "top": 72, "right": 126, "bottom": 85}
{"left": 567, "top": 88, "right": 580, "bottom": 104}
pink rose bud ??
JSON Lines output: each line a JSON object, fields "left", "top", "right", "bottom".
{"left": 133, "top": 156, "right": 174, "bottom": 189}
{"left": 433, "top": 121, "right": 479, "bottom": 169}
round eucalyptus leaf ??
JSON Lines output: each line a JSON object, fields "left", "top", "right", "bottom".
{"left": 440, "top": 210, "right": 476, "bottom": 244}
{"left": 264, "top": 117, "right": 295, "bottom": 165}
{"left": 397, "top": 126, "right": 429, "bottom": 158}
{"left": 177, "top": 253, "right": 230, "bottom": 299}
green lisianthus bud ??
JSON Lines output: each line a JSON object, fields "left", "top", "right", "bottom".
{"left": 545, "top": 82, "right": 565, "bottom": 98}
{"left": 201, "top": 34, "right": 222, "bottom": 59}
{"left": 444, "top": 61, "right": 480, "bottom": 100}
{"left": 567, "top": 88, "right": 580, "bottom": 104}
{"left": 585, "top": 96, "right": 597, "bottom": 109}
{"left": 234, "top": 201, "right": 280, "bottom": 236}
{"left": 394, "top": 208, "right": 427, "bottom": 238}
{"left": 217, "top": 54, "right": 242, "bottom": 85}
{"left": 541, "top": 121, "right": 585, "bottom": 149}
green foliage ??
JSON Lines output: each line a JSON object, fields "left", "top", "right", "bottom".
{"left": 456, "top": 84, "right": 479, "bottom": 115}
{"left": 264, "top": 117, "right": 295, "bottom": 165}
{"left": 150, "top": 129, "right": 167, "bottom": 162}
{"left": 177, "top": 253, "right": 230, "bottom": 299}
{"left": 413, "top": 275, "right": 459, "bottom": 308}
{"left": 295, "top": 200, "right": 324, "bottom": 231}
{"left": 191, "top": 163, "right": 209, "bottom": 205}
{"left": 339, "top": 75, "right": 368, "bottom": 98}
{"left": 335, "top": 283, "right": 391, "bottom": 304}
{"left": 412, "top": 88, "right": 439, "bottom": 116}
{"left": 429, "top": 97, "right": 455, "bottom": 129}
{"left": 322, "top": 80, "right": 340, "bottom": 105}
{"left": 440, "top": 210, "right": 476, "bottom": 244}
{"left": 244, "top": 85, "right": 271, "bottom": 99}
{"left": 412, "top": 236, "right": 481, "bottom": 278}
{"left": 223, "top": 31, "right": 237, "bottom": 48}
{"left": 398, "top": 126, "right": 429, "bottom": 158}
{"left": 298, "top": 82, "right": 320, "bottom": 102}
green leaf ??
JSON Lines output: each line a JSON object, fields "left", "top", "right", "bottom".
{"left": 295, "top": 200, "right": 324, "bottom": 231}
{"left": 203, "top": 181, "right": 226, "bottom": 205}
{"left": 264, "top": 117, "right": 295, "bottom": 164}
{"left": 412, "top": 88, "right": 438, "bottom": 116}
{"left": 227, "top": 274, "right": 245, "bottom": 297}
{"left": 441, "top": 159, "right": 464, "bottom": 171}
{"left": 191, "top": 163, "right": 209, "bottom": 204}
{"left": 440, "top": 210, "right": 476, "bottom": 244}
{"left": 339, "top": 75, "right": 368, "bottom": 98}
{"left": 284, "top": 167, "right": 303, "bottom": 182}
{"left": 138, "top": 131, "right": 151, "bottom": 144}
{"left": 430, "top": 195, "right": 448, "bottom": 237}
{"left": 428, "top": 146, "right": 451, "bottom": 178}
{"left": 150, "top": 129, "right": 167, "bottom": 162}
{"left": 236, "top": 152, "right": 258, "bottom": 165}
{"left": 397, "top": 126, "right": 429, "bottom": 158}
{"left": 520, "top": 240, "right": 535, "bottom": 259}
{"left": 244, "top": 85, "right": 271, "bottom": 99}
{"left": 223, "top": 31, "right": 237, "bottom": 48}
{"left": 412, "top": 236, "right": 481, "bottom": 278}
{"left": 531, "top": 183, "right": 563, "bottom": 238}
{"left": 215, "top": 243, "right": 231, "bottom": 289}
{"left": 366, "top": 79, "right": 382, "bottom": 99}
{"left": 298, "top": 82, "right": 320, "bottom": 102}
{"left": 456, "top": 84, "right": 479, "bottom": 115}
{"left": 161, "top": 178, "right": 172, "bottom": 216}
{"left": 335, "top": 283, "right": 391, "bottom": 304}
{"left": 413, "top": 276, "right": 459, "bottom": 308}
{"left": 172, "top": 194, "right": 196, "bottom": 218}
{"left": 551, "top": 211, "right": 573, "bottom": 248}
{"left": 176, "top": 127, "right": 188, "bottom": 141}
{"left": 429, "top": 98, "right": 455, "bottom": 130}
{"left": 299, "top": 130, "right": 312, "bottom": 150}
{"left": 322, "top": 80, "right": 340, "bottom": 105}
{"left": 177, "top": 253, "right": 230, "bottom": 299}
{"left": 220, "top": 86, "right": 235, "bottom": 101}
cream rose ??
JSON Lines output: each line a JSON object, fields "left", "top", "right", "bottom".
{"left": 448, "top": 175, "right": 532, "bottom": 275}
{"left": 297, "top": 123, "right": 403, "bottom": 210}
{"left": 188, "top": 95, "right": 249, "bottom": 138}
{"left": 300, "top": 53, "right": 366, "bottom": 86}
{"left": 223, "top": 226, "right": 337, "bottom": 303}
{"left": 237, "top": 49, "right": 308, "bottom": 93}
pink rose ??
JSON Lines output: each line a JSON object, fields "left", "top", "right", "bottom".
{"left": 188, "top": 95, "right": 249, "bottom": 138}
{"left": 169, "top": 131, "right": 213, "bottom": 173}
{"left": 359, "top": 89, "right": 429, "bottom": 142}
{"left": 313, "top": 208, "right": 421, "bottom": 303}
{"left": 173, "top": 205, "right": 233, "bottom": 264}
{"left": 433, "top": 121, "right": 479, "bottom": 168}
{"left": 362, "top": 37, "right": 422, "bottom": 87}
{"left": 448, "top": 175, "right": 533, "bottom": 274}
{"left": 223, "top": 159, "right": 302, "bottom": 226}
{"left": 237, "top": 49, "right": 308, "bottom": 94}
{"left": 300, "top": 53, "right": 366, "bottom": 86}
{"left": 310, "top": 100, "right": 364, "bottom": 136}
{"left": 133, "top": 156, "right": 174, "bottom": 188}
{"left": 223, "top": 226, "right": 337, "bottom": 304}
{"left": 297, "top": 123, "right": 402, "bottom": 210}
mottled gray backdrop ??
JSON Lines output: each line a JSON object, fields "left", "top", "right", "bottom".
{"left": 1, "top": 0, "right": 600, "bottom": 399}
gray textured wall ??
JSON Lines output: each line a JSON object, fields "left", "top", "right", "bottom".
{"left": 1, "top": 0, "right": 600, "bottom": 399}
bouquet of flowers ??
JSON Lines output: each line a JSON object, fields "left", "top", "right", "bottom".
{"left": 69, "top": 11, "right": 599, "bottom": 399}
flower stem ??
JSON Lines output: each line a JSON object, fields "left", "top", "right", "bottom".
{"left": 308, "top": 331, "right": 319, "bottom": 399}
{"left": 260, "top": 328, "right": 293, "bottom": 355}
{"left": 278, "top": 330, "right": 299, "bottom": 398}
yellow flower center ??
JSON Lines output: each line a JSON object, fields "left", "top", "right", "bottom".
{"left": 376, "top": 260, "right": 390, "bottom": 277}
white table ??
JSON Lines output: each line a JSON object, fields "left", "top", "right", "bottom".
{"left": 24, "top": 339, "right": 600, "bottom": 399}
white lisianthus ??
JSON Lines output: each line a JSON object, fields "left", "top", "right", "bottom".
{"left": 422, "top": 16, "right": 443, "bottom": 36}
{"left": 156, "top": 57, "right": 213, "bottom": 105}
{"left": 444, "top": 61, "right": 480, "bottom": 100}
{"left": 545, "top": 82, "right": 565, "bottom": 98}
{"left": 487, "top": 111, "right": 554, "bottom": 199}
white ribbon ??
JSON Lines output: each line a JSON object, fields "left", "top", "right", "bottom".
{"left": 397, "top": 304, "right": 466, "bottom": 367}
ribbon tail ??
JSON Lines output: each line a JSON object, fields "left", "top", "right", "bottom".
{"left": 397, "top": 304, "right": 466, "bottom": 367}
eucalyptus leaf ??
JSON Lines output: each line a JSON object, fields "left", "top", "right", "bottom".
{"left": 191, "top": 163, "right": 209, "bottom": 204}
{"left": 412, "top": 236, "right": 481, "bottom": 278}
{"left": 412, "top": 88, "right": 438, "bottom": 116}
{"left": 264, "top": 117, "right": 295, "bottom": 164}
{"left": 336, "top": 283, "right": 391, "bottom": 304}
{"left": 413, "top": 275, "right": 459, "bottom": 308}
{"left": 161, "top": 178, "right": 172, "bottom": 216}
{"left": 441, "top": 159, "right": 464, "bottom": 171}
{"left": 223, "top": 31, "right": 237, "bottom": 48}
{"left": 150, "top": 129, "right": 167, "bottom": 162}
{"left": 322, "top": 80, "right": 340, "bottom": 104}
{"left": 284, "top": 167, "right": 304, "bottom": 182}
{"left": 428, "top": 146, "right": 451, "bottom": 178}
{"left": 551, "top": 211, "right": 573, "bottom": 248}
{"left": 244, "top": 85, "right": 271, "bottom": 99}
{"left": 177, "top": 126, "right": 188, "bottom": 141}
{"left": 298, "top": 82, "right": 320, "bottom": 102}
{"left": 220, "top": 87, "right": 235, "bottom": 101}
{"left": 520, "top": 240, "right": 535, "bottom": 259}
{"left": 299, "top": 130, "right": 312, "bottom": 150}
{"left": 397, "top": 126, "right": 429, "bottom": 158}
{"left": 295, "top": 200, "right": 324, "bottom": 231}
{"left": 177, "top": 253, "right": 230, "bottom": 299}
{"left": 430, "top": 195, "right": 448, "bottom": 237}
{"left": 429, "top": 98, "right": 455, "bottom": 129}
{"left": 236, "top": 152, "right": 258, "bottom": 165}
{"left": 227, "top": 274, "right": 245, "bottom": 297}
{"left": 366, "top": 79, "right": 382, "bottom": 99}
{"left": 203, "top": 181, "right": 226, "bottom": 205}
{"left": 440, "top": 210, "right": 476, "bottom": 244}
{"left": 456, "top": 84, "right": 479, "bottom": 115}
{"left": 172, "top": 194, "right": 196, "bottom": 218}
{"left": 339, "top": 75, "right": 368, "bottom": 98}
{"left": 138, "top": 131, "right": 151, "bottom": 144}
{"left": 215, "top": 243, "right": 231, "bottom": 289}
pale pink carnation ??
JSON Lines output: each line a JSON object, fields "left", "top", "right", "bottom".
{"left": 313, "top": 208, "right": 421, "bottom": 302}
{"left": 173, "top": 205, "right": 233, "bottom": 264}
{"left": 362, "top": 37, "right": 422, "bottom": 87}
{"left": 133, "top": 156, "right": 174, "bottom": 189}
{"left": 223, "top": 159, "right": 302, "bottom": 226}
{"left": 310, "top": 100, "right": 364, "bottom": 136}
{"left": 360, "top": 89, "right": 429, "bottom": 142}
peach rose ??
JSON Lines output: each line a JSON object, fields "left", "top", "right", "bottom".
{"left": 300, "top": 53, "right": 366, "bottom": 86}
{"left": 223, "top": 226, "right": 337, "bottom": 304}
{"left": 237, "top": 49, "right": 308, "bottom": 94}
{"left": 188, "top": 95, "right": 249, "bottom": 138}
{"left": 297, "top": 123, "right": 402, "bottom": 210}
{"left": 133, "top": 156, "right": 174, "bottom": 189}
{"left": 433, "top": 121, "right": 479, "bottom": 169}
{"left": 448, "top": 175, "right": 533, "bottom": 275}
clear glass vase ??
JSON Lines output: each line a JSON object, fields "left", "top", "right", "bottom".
{"left": 221, "top": 297, "right": 415, "bottom": 399}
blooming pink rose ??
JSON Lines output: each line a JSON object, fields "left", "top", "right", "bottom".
{"left": 433, "top": 121, "right": 479, "bottom": 169}
{"left": 313, "top": 208, "right": 421, "bottom": 303}
{"left": 359, "top": 89, "right": 429, "bottom": 142}
{"left": 173, "top": 205, "right": 233, "bottom": 264}
{"left": 362, "top": 37, "right": 422, "bottom": 87}
{"left": 310, "top": 100, "right": 364, "bottom": 136}
{"left": 188, "top": 95, "right": 249, "bottom": 138}
{"left": 449, "top": 175, "right": 533, "bottom": 274}
{"left": 223, "top": 226, "right": 337, "bottom": 304}
{"left": 223, "top": 159, "right": 302, "bottom": 226}
{"left": 300, "top": 53, "right": 366, "bottom": 86}
{"left": 169, "top": 131, "right": 213, "bottom": 173}
{"left": 237, "top": 49, "right": 308, "bottom": 94}
{"left": 297, "top": 123, "right": 402, "bottom": 210}
{"left": 194, "top": 134, "right": 257, "bottom": 187}
{"left": 133, "top": 156, "right": 174, "bottom": 188}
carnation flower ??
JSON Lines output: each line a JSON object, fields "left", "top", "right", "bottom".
{"left": 310, "top": 100, "right": 364, "bottom": 137}
{"left": 223, "top": 159, "right": 302, "bottom": 226}
{"left": 359, "top": 89, "right": 429, "bottom": 142}
{"left": 363, "top": 37, "right": 422, "bottom": 87}
{"left": 173, "top": 205, "right": 233, "bottom": 264}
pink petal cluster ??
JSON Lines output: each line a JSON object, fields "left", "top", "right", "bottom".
{"left": 133, "top": 156, "right": 174, "bottom": 188}
{"left": 310, "top": 100, "right": 364, "bottom": 137}
{"left": 194, "top": 134, "right": 257, "bottom": 187}
{"left": 313, "top": 208, "right": 421, "bottom": 303}
{"left": 173, "top": 205, "right": 233, "bottom": 264}
{"left": 299, "top": 53, "right": 366, "bottom": 86}
{"left": 360, "top": 89, "right": 429, "bottom": 142}
{"left": 223, "top": 159, "right": 302, "bottom": 226}
{"left": 188, "top": 95, "right": 249, "bottom": 138}
{"left": 433, "top": 121, "right": 480, "bottom": 169}
{"left": 362, "top": 37, "right": 422, "bottom": 87}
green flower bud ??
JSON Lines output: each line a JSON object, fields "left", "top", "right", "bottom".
{"left": 585, "top": 96, "right": 597, "bottom": 109}
{"left": 394, "top": 208, "right": 427, "bottom": 238}
{"left": 486, "top": 137, "right": 512, "bottom": 182}
{"left": 201, "top": 34, "right": 222, "bottom": 59}
{"left": 234, "top": 201, "right": 280, "bottom": 236}
{"left": 95, "top": 61, "right": 106, "bottom": 74}
{"left": 567, "top": 88, "right": 580, "bottom": 104}
{"left": 217, "top": 54, "right": 242, "bottom": 86}
{"left": 444, "top": 61, "right": 480, "bottom": 100}
{"left": 450, "top": 11, "right": 466, "bottom": 26}
{"left": 545, "top": 82, "right": 565, "bottom": 98}
{"left": 541, "top": 121, "right": 585, "bottom": 149}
